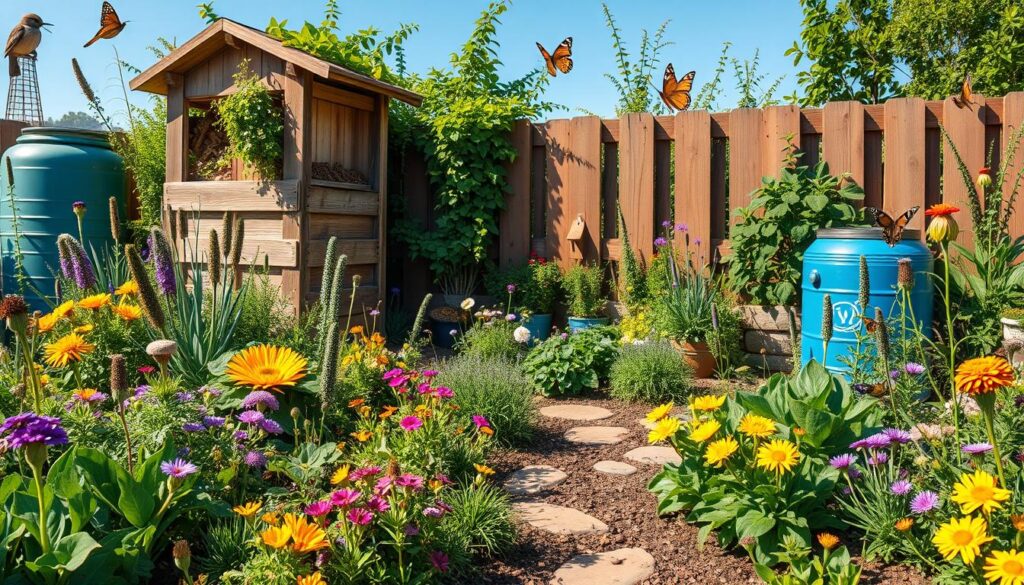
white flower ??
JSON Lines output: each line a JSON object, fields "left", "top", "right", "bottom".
{"left": 460, "top": 298, "right": 476, "bottom": 311}
{"left": 506, "top": 313, "right": 517, "bottom": 321}
{"left": 513, "top": 326, "right": 531, "bottom": 344}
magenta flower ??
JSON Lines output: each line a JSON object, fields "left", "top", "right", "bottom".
{"left": 237, "top": 410, "right": 265, "bottom": 425}
{"left": 417, "top": 383, "right": 432, "bottom": 395}
{"left": 867, "top": 452, "right": 889, "bottom": 466}
{"left": 374, "top": 476, "right": 393, "bottom": 495}
{"left": 160, "top": 458, "right": 198, "bottom": 478}
{"left": 506, "top": 283, "right": 517, "bottom": 294}
{"left": 331, "top": 489, "right": 361, "bottom": 507}
{"left": 305, "top": 500, "right": 333, "bottom": 517}
{"left": 829, "top": 453, "right": 856, "bottom": 469}
{"left": 435, "top": 386, "right": 454, "bottom": 399}
{"left": 422, "top": 369, "right": 439, "bottom": 378}
{"left": 346, "top": 507, "right": 374, "bottom": 526}
{"left": 233, "top": 430, "right": 248, "bottom": 442}
{"left": 890, "top": 480, "right": 913, "bottom": 495}
{"left": 395, "top": 473, "right": 424, "bottom": 490}
{"left": 883, "top": 428, "right": 912, "bottom": 444}
{"left": 349, "top": 466, "right": 382, "bottom": 482}
{"left": 910, "top": 490, "right": 940, "bottom": 514}
{"left": 243, "top": 451, "right": 266, "bottom": 468}
{"left": 904, "top": 362, "right": 925, "bottom": 375}
{"left": 654, "top": 237, "right": 668, "bottom": 247}
{"left": 260, "top": 419, "right": 284, "bottom": 435}
{"left": 962, "top": 442, "right": 993, "bottom": 455}
{"left": 423, "top": 506, "right": 443, "bottom": 518}
{"left": 472, "top": 415, "right": 490, "bottom": 429}
{"left": 400, "top": 416, "right": 423, "bottom": 431}
{"left": 367, "top": 495, "right": 390, "bottom": 513}
{"left": 430, "top": 550, "right": 449, "bottom": 573}
{"left": 850, "top": 433, "right": 891, "bottom": 450}
{"left": 242, "top": 390, "right": 280, "bottom": 411}
{"left": 0, "top": 413, "right": 68, "bottom": 449}
{"left": 383, "top": 368, "right": 404, "bottom": 380}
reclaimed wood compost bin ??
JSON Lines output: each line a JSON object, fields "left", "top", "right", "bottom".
{"left": 129, "top": 18, "right": 422, "bottom": 315}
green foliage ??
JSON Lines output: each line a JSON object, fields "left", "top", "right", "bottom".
{"left": 230, "top": 266, "right": 294, "bottom": 347}
{"left": 732, "top": 49, "right": 785, "bottom": 108}
{"left": 523, "top": 326, "right": 619, "bottom": 396}
{"left": 601, "top": 3, "right": 672, "bottom": 115}
{"left": 197, "top": 516, "right": 250, "bottom": 581}
{"left": 650, "top": 228, "right": 720, "bottom": 345}
{"left": 562, "top": 264, "right": 606, "bottom": 318}
{"left": 755, "top": 536, "right": 863, "bottom": 585}
{"left": 485, "top": 257, "right": 562, "bottom": 315}
{"left": 213, "top": 60, "right": 283, "bottom": 181}
{"left": 609, "top": 342, "right": 693, "bottom": 403}
{"left": 617, "top": 211, "right": 648, "bottom": 312}
{"left": 727, "top": 153, "right": 865, "bottom": 306}
{"left": 440, "top": 484, "right": 517, "bottom": 559}
{"left": 436, "top": 354, "right": 537, "bottom": 447}
{"left": 459, "top": 319, "right": 520, "bottom": 363}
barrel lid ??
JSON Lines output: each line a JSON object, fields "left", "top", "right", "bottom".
{"left": 21, "top": 127, "right": 111, "bottom": 141}
{"left": 816, "top": 226, "right": 922, "bottom": 240}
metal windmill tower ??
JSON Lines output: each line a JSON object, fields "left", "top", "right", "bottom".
{"left": 5, "top": 55, "right": 43, "bottom": 125}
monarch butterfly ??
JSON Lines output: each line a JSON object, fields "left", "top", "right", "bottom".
{"left": 860, "top": 315, "right": 883, "bottom": 334}
{"left": 536, "top": 37, "right": 573, "bottom": 77}
{"left": 866, "top": 206, "right": 920, "bottom": 247}
{"left": 854, "top": 382, "right": 888, "bottom": 398}
{"left": 952, "top": 74, "right": 974, "bottom": 110}
{"left": 84, "top": 2, "right": 127, "bottom": 47}
{"left": 653, "top": 64, "right": 695, "bottom": 112}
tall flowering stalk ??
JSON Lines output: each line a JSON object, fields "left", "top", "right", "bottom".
{"left": 955, "top": 356, "right": 1015, "bottom": 488}
{"left": 57, "top": 234, "right": 97, "bottom": 290}
{"left": 926, "top": 203, "right": 963, "bottom": 461}
{"left": 821, "top": 294, "right": 833, "bottom": 364}
{"left": 150, "top": 227, "right": 176, "bottom": 297}
{"left": 0, "top": 295, "right": 42, "bottom": 410}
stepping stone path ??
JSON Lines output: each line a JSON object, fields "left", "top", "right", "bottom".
{"left": 623, "top": 446, "right": 682, "bottom": 466}
{"left": 593, "top": 460, "right": 637, "bottom": 476}
{"left": 504, "top": 465, "right": 568, "bottom": 495}
{"left": 564, "top": 426, "right": 629, "bottom": 445}
{"left": 513, "top": 502, "right": 609, "bottom": 535}
{"left": 540, "top": 404, "right": 615, "bottom": 421}
{"left": 550, "top": 548, "right": 655, "bottom": 585}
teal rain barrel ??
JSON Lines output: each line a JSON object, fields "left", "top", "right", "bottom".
{"left": 0, "top": 128, "right": 125, "bottom": 312}
{"left": 800, "top": 227, "right": 933, "bottom": 375}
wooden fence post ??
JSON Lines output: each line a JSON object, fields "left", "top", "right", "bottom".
{"left": 499, "top": 120, "right": 532, "bottom": 268}
{"left": 762, "top": 105, "right": 801, "bottom": 177}
{"left": 567, "top": 116, "right": 602, "bottom": 263}
{"left": 544, "top": 119, "right": 572, "bottom": 268}
{"left": 883, "top": 98, "right": 927, "bottom": 232}
{"left": 943, "top": 94, "right": 987, "bottom": 245}
{"left": 675, "top": 110, "right": 712, "bottom": 260}
{"left": 822, "top": 101, "right": 865, "bottom": 188}
{"left": 619, "top": 113, "right": 655, "bottom": 261}
{"left": 1003, "top": 93, "right": 1024, "bottom": 241}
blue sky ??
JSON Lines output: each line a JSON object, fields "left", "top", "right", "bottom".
{"left": 4, "top": 0, "right": 805, "bottom": 123}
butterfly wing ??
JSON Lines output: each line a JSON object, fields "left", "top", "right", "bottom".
{"left": 861, "top": 316, "right": 880, "bottom": 333}
{"left": 100, "top": 2, "right": 121, "bottom": 27}
{"left": 953, "top": 74, "right": 974, "bottom": 110}
{"left": 536, "top": 43, "right": 556, "bottom": 77}
{"left": 884, "top": 206, "right": 920, "bottom": 246}
{"left": 660, "top": 66, "right": 695, "bottom": 112}
{"left": 550, "top": 37, "right": 573, "bottom": 74}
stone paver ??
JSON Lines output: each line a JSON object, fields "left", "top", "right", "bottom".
{"left": 623, "top": 446, "right": 682, "bottom": 466}
{"left": 503, "top": 465, "right": 568, "bottom": 496}
{"left": 550, "top": 548, "right": 655, "bottom": 585}
{"left": 593, "top": 460, "right": 637, "bottom": 476}
{"left": 513, "top": 502, "right": 609, "bottom": 535}
{"left": 565, "top": 426, "right": 629, "bottom": 445}
{"left": 540, "top": 404, "right": 615, "bottom": 421}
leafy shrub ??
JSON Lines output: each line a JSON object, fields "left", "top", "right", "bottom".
{"left": 213, "top": 60, "right": 283, "bottom": 181}
{"left": 523, "top": 326, "right": 619, "bottom": 396}
{"left": 435, "top": 354, "right": 536, "bottom": 446}
{"left": 459, "top": 319, "right": 520, "bottom": 362}
{"left": 484, "top": 255, "right": 562, "bottom": 315}
{"left": 440, "top": 483, "right": 517, "bottom": 559}
{"left": 727, "top": 154, "right": 865, "bottom": 306}
{"left": 231, "top": 266, "right": 294, "bottom": 346}
{"left": 610, "top": 342, "right": 693, "bottom": 403}
{"left": 563, "top": 263, "right": 606, "bottom": 318}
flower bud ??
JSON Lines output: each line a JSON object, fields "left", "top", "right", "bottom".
{"left": 927, "top": 216, "right": 959, "bottom": 244}
{"left": 821, "top": 294, "right": 833, "bottom": 344}
{"left": 858, "top": 255, "right": 870, "bottom": 312}
{"left": 72, "top": 200, "right": 87, "bottom": 219}
{"left": 109, "top": 354, "right": 128, "bottom": 403}
{"left": 897, "top": 258, "right": 914, "bottom": 291}
{"left": 977, "top": 167, "right": 992, "bottom": 189}
{"left": 172, "top": 539, "right": 191, "bottom": 575}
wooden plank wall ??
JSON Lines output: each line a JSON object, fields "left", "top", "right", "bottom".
{"left": 396, "top": 93, "right": 1024, "bottom": 302}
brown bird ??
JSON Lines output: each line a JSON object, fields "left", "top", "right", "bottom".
{"left": 84, "top": 2, "right": 127, "bottom": 48}
{"left": 5, "top": 14, "right": 51, "bottom": 77}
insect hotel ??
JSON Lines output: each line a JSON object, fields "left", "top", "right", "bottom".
{"left": 129, "top": 18, "right": 422, "bottom": 315}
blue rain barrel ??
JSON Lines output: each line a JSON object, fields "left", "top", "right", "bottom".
{"left": 800, "top": 227, "right": 933, "bottom": 375}
{"left": 0, "top": 127, "right": 125, "bottom": 313}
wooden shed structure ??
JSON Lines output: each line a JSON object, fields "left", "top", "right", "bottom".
{"left": 129, "top": 18, "right": 422, "bottom": 314}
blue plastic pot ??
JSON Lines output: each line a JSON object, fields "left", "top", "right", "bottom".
{"left": 567, "top": 316, "right": 609, "bottom": 332}
{"left": 431, "top": 319, "right": 459, "bottom": 349}
{"left": 522, "top": 313, "right": 552, "bottom": 341}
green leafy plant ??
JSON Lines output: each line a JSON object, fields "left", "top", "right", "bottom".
{"left": 439, "top": 483, "right": 517, "bottom": 559}
{"left": 523, "top": 326, "right": 619, "bottom": 396}
{"left": 484, "top": 255, "right": 562, "bottom": 316}
{"left": 727, "top": 152, "right": 865, "bottom": 306}
{"left": 755, "top": 535, "right": 863, "bottom": 585}
{"left": 600, "top": 3, "right": 672, "bottom": 115}
{"left": 563, "top": 264, "right": 606, "bottom": 318}
{"left": 436, "top": 354, "right": 537, "bottom": 447}
{"left": 651, "top": 227, "right": 720, "bottom": 345}
{"left": 458, "top": 319, "right": 520, "bottom": 363}
{"left": 213, "top": 60, "right": 283, "bottom": 181}
{"left": 609, "top": 341, "right": 693, "bottom": 403}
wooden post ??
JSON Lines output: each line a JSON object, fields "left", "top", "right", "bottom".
{"left": 762, "top": 105, "right": 800, "bottom": 177}
{"left": 728, "top": 108, "right": 764, "bottom": 223}
{"left": 619, "top": 113, "right": 655, "bottom": 262}
{"left": 883, "top": 98, "right": 926, "bottom": 232}
{"left": 675, "top": 110, "right": 712, "bottom": 260}
{"left": 281, "top": 67, "right": 310, "bottom": 314}
{"left": 943, "top": 94, "right": 987, "bottom": 245}
{"left": 544, "top": 119, "right": 572, "bottom": 268}
{"left": 499, "top": 120, "right": 532, "bottom": 268}
{"left": 822, "top": 101, "right": 866, "bottom": 189}
{"left": 376, "top": 95, "right": 389, "bottom": 322}
{"left": 567, "top": 116, "right": 602, "bottom": 264}
{"left": 1002, "top": 93, "right": 1024, "bottom": 240}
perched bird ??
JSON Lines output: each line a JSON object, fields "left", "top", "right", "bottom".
{"left": 5, "top": 14, "right": 51, "bottom": 77}
{"left": 84, "top": 2, "right": 127, "bottom": 48}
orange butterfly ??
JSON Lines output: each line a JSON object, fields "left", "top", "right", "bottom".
{"left": 654, "top": 64, "right": 695, "bottom": 112}
{"left": 536, "top": 37, "right": 572, "bottom": 77}
{"left": 84, "top": 2, "right": 127, "bottom": 48}
{"left": 952, "top": 73, "right": 973, "bottom": 110}
{"left": 866, "top": 206, "right": 920, "bottom": 247}
{"left": 860, "top": 316, "right": 883, "bottom": 334}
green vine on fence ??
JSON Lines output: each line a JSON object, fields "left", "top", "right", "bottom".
{"left": 213, "top": 59, "right": 283, "bottom": 182}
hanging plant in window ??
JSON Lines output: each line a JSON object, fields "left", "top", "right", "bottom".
{"left": 213, "top": 59, "right": 283, "bottom": 181}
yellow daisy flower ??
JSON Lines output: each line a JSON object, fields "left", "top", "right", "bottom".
{"left": 226, "top": 344, "right": 307, "bottom": 392}
{"left": 261, "top": 524, "right": 292, "bottom": 549}
{"left": 951, "top": 470, "right": 1011, "bottom": 515}
{"left": 738, "top": 414, "right": 777, "bottom": 439}
{"left": 648, "top": 417, "right": 681, "bottom": 444}
{"left": 331, "top": 464, "right": 350, "bottom": 485}
{"left": 44, "top": 333, "right": 95, "bottom": 368}
{"left": 35, "top": 312, "right": 59, "bottom": 333}
{"left": 756, "top": 439, "right": 800, "bottom": 474}
{"left": 646, "top": 402, "right": 674, "bottom": 423}
{"left": 111, "top": 300, "right": 142, "bottom": 321}
{"left": 691, "top": 394, "right": 726, "bottom": 412}
{"left": 688, "top": 420, "right": 721, "bottom": 443}
{"left": 115, "top": 280, "right": 139, "bottom": 296}
{"left": 984, "top": 549, "right": 1024, "bottom": 585}
{"left": 704, "top": 436, "right": 738, "bottom": 467}
{"left": 233, "top": 501, "right": 263, "bottom": 518}
{"left": 933, "top": 516, "right": 992, "bottom": 564}
{"left": 77, "top": 293, "right": 111, "bottom": 310}
{"left": 52, "top": 300, "right": 75, "bottom": 320}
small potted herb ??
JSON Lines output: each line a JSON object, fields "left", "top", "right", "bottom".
{"left": 522, "top": 254, "right": 561, "bottom": 340}
{"left": 1001, "top": 307, "right": 1024, "bottom": 364}
{"left": 563, "top": 263, "right": 608, "bottom": 331}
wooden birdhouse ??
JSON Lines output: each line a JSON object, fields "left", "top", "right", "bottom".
{"left": 129, "top": 18, "right": 422, "bottom": 315}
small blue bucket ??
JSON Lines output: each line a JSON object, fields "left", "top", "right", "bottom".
{"left": 567, "top": 316, "right": 610, "bottom": 332}
{"left": 431, "top": 319, "right": 459, "bottom": 349}
{"left": 523, "top": 313, "right": 553, "bottom": 341}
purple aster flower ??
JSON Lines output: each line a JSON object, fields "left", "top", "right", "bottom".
{"left": 661, "top": 220, "right": 672, "bottom": 228}
{"left": 174, "top": 391, "right": 195, "bottom": 403}
{"left": 423, "top": 506, "right": 443, "bottom": 518}
{"left": 868, "top": 452, "right": 889, "bottom": 466}
{"left": 849, "top": 468, "right": 863, "bottom": 480}
{"left": 160, "top": 458, "right": 198, "bottom": 478}
{"left": 233, "top": 430, "right": 248, "bottom": 442}
{"left": 400, "top": 416, "right": 422, "bottom": 431}
{"left": 374, "top": 476, "right": 393, "bottom": 496}
{"left": 890, "top": 480, "right": 913, "bottom": 495}
{"left": 203, "top": 416, "right": 225, "bottom": 428}
{"left": 435, "top": 386, "right": 454, "bottom": 399}
{"left": 883, "top": 428, "right": 912, "bottom": 444}
{"left": 889, "top": 369, "right": 901, "bottom": 380}
{"left": 367, "top": 495, "right": 390, "bottom": 513}
{"left": 346, "top": 508, "right": 373, "bottom": 526}
{"left": 506, "top": 283, "right": 517, "bottom": 294}
{"left": 675, "top": 223, "right": 688, "bottom": 232}
{"left": 243, "top": 450, "right": 266, "bottom": 468}
{"left": 182, "top": 422, "right": 205, "bottom": 432}
{"left": 237, "top": 410, "right": 265, "bottom": 425}
{"left": 850, "top": 433, "right": 891, "bottom": 450}
{"left": 404, "top": 524, "right": 420, "bottom": 536}
{"left": 829, "top": 453, "right": 857, "bottom": 469}
{"left": 241, "top": 390, "right": 279, "bottom": 411}
{"left": 305, "top": 500, "right": 333, "bottom": 517}
{"left": 430, "top": 551, "right": 449, "bottom": 573}
{"left": 910, "top": 490, "right": 939, "bottom": 514}
{"left": 0, "top": 412, "right": 68, "bottom": 449}
{"left": 331, "top": 488, "right": 361, "bottom": 507}
{"left": 369, "top": 309, "right": 380, "bottom": 317}
{"left": 654, "top": 237, "right": 668, "bottom": 247}
{"left": 904, "top": 362, "right": 925, "bottom": 375}
{"left": 962, "top": 442, "right": 993, "bottom": 455}
{"left": 260, "top": 418, "right": 283, "bottom": 435}
{"left": 200, "top": 385, "right": 222, "bottom": 398}
{"left": 395, "top": 473, "right": 424, "bottom": 490}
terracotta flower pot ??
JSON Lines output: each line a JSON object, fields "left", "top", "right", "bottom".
{"left": 672, "top": 340, "right": 716, "bottom": 378}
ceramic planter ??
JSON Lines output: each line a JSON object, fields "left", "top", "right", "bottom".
{"left": 567, "top": 316, "right": 609, "bottom": 332}
{"left": 523, "top": 313, "right": 553, "bottom": 341}
{"left": 672, "top": 340, "right": 716, "bottom": 378}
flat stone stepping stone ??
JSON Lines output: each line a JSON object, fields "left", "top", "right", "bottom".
{"left": 565, "top": 426, "right": 629, "bottom": 445}
{"left": 540, "top": 404, "right": 614, "bottom": 421}
{"left": 503, "top": 465, "right": 568, "bottom": 495}
{"left": 550, "top": 548, "right": 655, "bottom": 585}
{"left": 593, "top": 460, "right": 637, "bottom": 476}
{"left": 623, "top": 446, "right": 682, "bottom": 466}
{"left": 514, "top": 502, "right": 608, "bottom": 535}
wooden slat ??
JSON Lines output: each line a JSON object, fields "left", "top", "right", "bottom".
{"left": 307, "top": 239, "right": 379, "bottom": 267}
{"left": 675, "top": 110, "right": 712, "bottom": 259}
{"left": 165, "top": 74, "right": 186, "bottom": 182}
{"left": 619, "top": 113, "right": 655, "bottom": 261}
{"left": 567, "top": 116, "right": 602, "bottom": 263}
{"left": 883, "top": 98, "right": 927, "bottom": 231}
{"left": 762, "top": 105, "right": 800, "bottom": 177}
{"left": 499, "top": 120, "right": 532, "bottom": 268}
{"left": 164, "top": 180, "right": 300, "bottom": 211}
{"left": 179, "top": 237, "right": 298, "bottom": 268}
{"left": 1004, "top": 93, "right": 1024, "bottom": 240}
{"left": 544, "top": 119, "right": 572, "bottom": 267}
{"left": 822, "top": 101, "right": 865, "bottom": 187}
{"left": 312, "top": 83, "right": 375, "bottom": 111}
{"left": 306, "top": 186, "right": 379, "bottom": 215}
{"left": 375, "top": 95, "right": 389, "bottom": 322}
{"left": 602, "top": 143, "right": 618, "bottom": 240}
{"left": 728, "top": 108, "right": 764, "bottom": 222}
{"left": 943, "top": 95, "right": 987, "bottom": 243}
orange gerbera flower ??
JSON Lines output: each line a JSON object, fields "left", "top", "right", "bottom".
{"left": 51, "top": 300, "right": 75, "bottom": 320}
{"left": 44, "top": 333, "right": 95, "bottom": 367}
{"left": 284, "top": 514, "right": 329, "bottom": 554}
{"left": 955, "top": 356, "right": 1015, "bottom": 396}
{"left": 226, "top": 344, "right": 307, "bottom": 391}
{"left": 111, "top": 300, "right": 142, "bottom": 321}
{"left": 261, "top": 524, "right": 291, "bottom": 549}
{"left": 34, "top": 312, "right": 59, "bottom": 333}
{"left": 925, "top": 203, "right": 960, "bottom": 216}
{"left": 77, "top": 293, "right": 111, "bottom": 310}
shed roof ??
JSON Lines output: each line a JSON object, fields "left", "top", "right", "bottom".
{"left": 129, "top": 18, "right": 422, "bottom": 106}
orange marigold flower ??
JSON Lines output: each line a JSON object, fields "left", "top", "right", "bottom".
{"left": 1012, "top": 514, "right": 1024, "bottom": 532}
{"left": 380, "top": 406, "right": 398, "bottom": 419}
{"left": 895, "top": 518, "right": 914, "bottom": 532}
{"left": 348, "top": 398, "right": 365, "bottom": 408}
{"left": 284, "top": 514, "right": 329, "bottom": 554}
{"left": 925, "top": 203, "right": 960, "bottom": 217}
{"left": 817, "top": 532, "right": 840, "bottom": 550}
{"left": 261, "top": 524, "right": 291, "bottom": 549}
{"left": 955, "top": 356, "right": 1015, "bottom": 396}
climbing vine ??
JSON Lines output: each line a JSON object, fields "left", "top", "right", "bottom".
{"left": 213, "top": 60, "right": 283, "bottom": 181}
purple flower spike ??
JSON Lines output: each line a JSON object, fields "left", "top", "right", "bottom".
{"left": 910, "top": 490, "right": 939, "bottom": 514}
{"left": 181, "top": 422, "right": 205, "bottom": 432}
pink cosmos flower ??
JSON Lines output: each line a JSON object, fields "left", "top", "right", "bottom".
{"left": 400, "top": 416, "right": 423, "bottom": 431}
{"left": 346, "top": 507, "right": 374, "bottom": 526}
{"left": 472, "top": 415, "right": 490, "bottom": 429}
{"left": 417, "top": 383, "right": 432, "bottom": 394}
{"left": 383, "top": 368, "right": 404, "bottom": 381}
{"left": 374, "top": 476, "right": 393, "bottom": 495}
{"left": 395, "top": 473, "right": 424, "bottom": 490}
{"left": 349, "top": 466, "right": 383, "bottom": 482}
{"left": 430, "top": 550, "right": 449, "bottom": 572}
{"left": 422, "top": 369, "right": 439, "bottom": 378}
{"left": 367, "top": 495, "right": 390, "bottom": 512}
{"left": 305, "top": 500, "right": 333, "bottom": 517}
{"left": 330, "top": 488, "right": 361, "bottom": 508}
{"left": 435, "top": 386, "right": 453, "bottom": 399}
